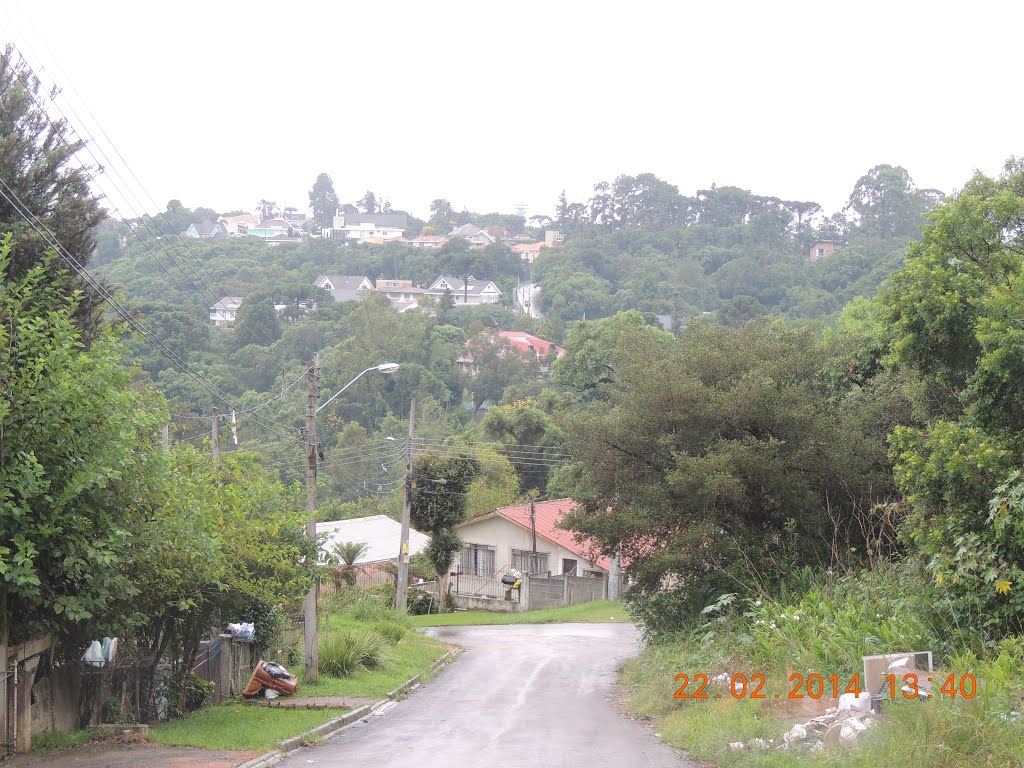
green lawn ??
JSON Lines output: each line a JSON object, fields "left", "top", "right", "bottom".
{"left": 409, "top": 600, "right": 628, "bottom": 626}
{"left": 149, "top": 704, "right": 347, "bottom": 751}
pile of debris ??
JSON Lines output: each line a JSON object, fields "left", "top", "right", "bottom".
{"left": 730, "top": 690, "right": 875, "bottom": 752}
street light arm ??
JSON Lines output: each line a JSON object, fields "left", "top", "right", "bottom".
{"left": 315, "top": 362, "right": 399, "bottom": 415}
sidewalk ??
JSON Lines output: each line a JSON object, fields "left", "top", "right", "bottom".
{"left": 4, "top": 744, "right": 256, "bottom": 768}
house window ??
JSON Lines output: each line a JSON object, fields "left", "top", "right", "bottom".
{"left": 512, "top": 549, "right": 549, "bottom": 575}
{"left": 817, "top": 248, "right": 825, "bottom": 257}
{"left": 460, "top": 543, "right": 496, "bottom": 576}
{"left": 583, "top": 569, "right": 604, "bottom": 579}
{"left": 561, "top": 558, "right": 578, "bottom": 576}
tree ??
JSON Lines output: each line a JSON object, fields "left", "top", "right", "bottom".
{"left": 844, "top": 164, "right": 943, "bottom": 239}
{"left": 256, "top": 199, "right": 278, "bottom": 220}
{"left": 331, "top": 541, "right": 369, "bottom": 587}
{"left": 309, "top": 173, "right": 339, "bottom": 230}
{"left": 0, "top": 235, "right": 161, "bottom": 644}
{"left": 555, "top": 190, "right": 570, "bottom": 223}
{"left": 481, "top": 398, "right": 565, "bottom": 494}
{"left": 558, "top": 318, "right": 901, "bottom": 631}
{"left": 461, "top": 333, "right": 537, "bottom": 414}
{"left": 410, "top": 451, "right": 480, "bottom": 602}
{"left": 233, "top": 296, "right": 283, "bottom": 347}
{"left": 884, "top": 159, "right": 1024, "bottom": 634}
{"left": 428, "top": 199, "right": 454, "bottom": 228}
{"left": 0, "top": 45, "right": 105, "bottom": 338}
{"left": 358, "top": 190, "right": 379, "bottom": 214}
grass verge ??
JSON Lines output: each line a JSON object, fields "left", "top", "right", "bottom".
{"left": 409, "top": 599, "right": 628, "bottom": 626}
{"left": 619, "top": 564, "right": 1024, "bottom": 767}
{"left": 148, "top": 704, "right": 347, "bottom": 752}
{"left": 303, "top": 627, "right": 452, "bottom": 698}
{"left": 31, "top": 729, "right": 90, "bottom": 752}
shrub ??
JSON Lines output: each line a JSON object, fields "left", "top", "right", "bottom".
{"left": 319, "top": 629, "right": 393, "bottom": 677}
{"left": 372, "top": 621, "right": 407, "bottom": 644}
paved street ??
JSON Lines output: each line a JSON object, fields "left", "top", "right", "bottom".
{"left": 279, "top": 623, "right": 693, "bottom": 768}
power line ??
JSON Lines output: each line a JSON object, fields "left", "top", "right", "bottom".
{"left": 1, "top": 43, "right": 282, "bottom": 350}
{"left": 0, "top": 180, "right": 297, "bottom": 441}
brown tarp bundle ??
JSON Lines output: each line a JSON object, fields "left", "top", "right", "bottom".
{"left": 242, "top": 659, "right": 299, "bottom": 698}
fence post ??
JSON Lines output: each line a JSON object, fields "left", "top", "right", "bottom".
{"left": 216, "top": 635, "right": 232, "bottom": 703}
{"left": 15, "top": 659, "right": 37, "bottom": 753}
{"left": 562, "top": 575, "right": 569, "bottom": 607}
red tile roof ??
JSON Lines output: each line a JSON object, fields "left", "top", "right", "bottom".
{"left": 492, "top": 499, "right": 610, "bottom": 570}
{"left": 497, "top": 331, "right": 565, "bottom": 360}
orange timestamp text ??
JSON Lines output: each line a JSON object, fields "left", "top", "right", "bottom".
{"left": 672, "top": 672, "right": 977, "bottom": 700}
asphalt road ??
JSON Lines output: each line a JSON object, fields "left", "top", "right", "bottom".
{"left": 279, "top": 623, "right": 693, "bottom": 768}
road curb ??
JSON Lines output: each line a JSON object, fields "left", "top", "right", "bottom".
{"left": 233, "top": 647, "right": 462, "bottom": 767}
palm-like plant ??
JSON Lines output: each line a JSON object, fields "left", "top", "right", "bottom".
{"left": 332, "top": 541, "right": 369, "bottom": 587}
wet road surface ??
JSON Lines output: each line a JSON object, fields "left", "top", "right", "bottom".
{"left": 278, "top": 622, "right": 693, "bottom": 768}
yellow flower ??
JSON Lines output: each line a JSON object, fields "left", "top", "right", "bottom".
{"left": 995, "top": 579, "right": 1012, "bottom": 595}
{"left": 935, "top": 571, "right": 945, "bottom": 586}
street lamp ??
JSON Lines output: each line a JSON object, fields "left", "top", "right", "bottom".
{"left": 303, "top": 361, "right": 400, "bottom": 682}
{"left": 315, "top": 362, "right": 401, "bottom": 415}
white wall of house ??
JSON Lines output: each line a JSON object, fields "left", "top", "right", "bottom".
{"left": 456, "top": 515, "right": 605, "bottom": 577}
{"left": 209, "top": 308, "right": 237, "bottom": 326}
{"left": 341, "top": 224, "right": 405, "bottom": 241}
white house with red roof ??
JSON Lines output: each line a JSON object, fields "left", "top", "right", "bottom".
{"left": 455, "top": 498, "right": 609, "bottom": 579}
{"left": 497, "top": 331, "right": 565, "bottom": 362}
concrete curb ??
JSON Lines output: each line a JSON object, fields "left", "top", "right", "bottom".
{"left": 233, "top": 647, "right": 462, "bottom": 768}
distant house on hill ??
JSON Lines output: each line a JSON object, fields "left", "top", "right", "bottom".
{"left": 425, "top": 276, "right": 502, "bottom": 306}
{"left": 512, "top": 242, "right": 546, "bottom": 263}
{"left": 330, "top": 213, "right": 408, "bottom": 242}
{"left": 314, "top": 274, "right": 373, "bottom": 302}
{"left": 448, "top": 224, "right": 496, "bottom": 247}
{"left": 498, "top": 331, "right": 565, "bottom": 364}
{"left": 185, "top": 219, "right": 228, "bottom": 240}
{"left": 407, "top": 235, "right": 448, "bottom": 249}
{"left": 484, "top": 225, "right": 514, "bottom": 242}
{"left": 220, "top": 213, "right": 259, "bottom": 236}
{"left": 809, "top": 239, "right": 842, "bottom": 261}
{"left": 210, "top": 296, "right": 242, "bottom": 326}
{"left": 457, "top": 330, "right": 564, "bottom": 375}
{"left": 375, "top": 278, "right": 424, "bottom": 312}
{"left": 247, "top": 218, "right": 302, "bottom": 245}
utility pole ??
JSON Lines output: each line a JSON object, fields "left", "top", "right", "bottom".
{"left": 395, "top": 398, "right": 416, "bottom": 612}
{"left": 211, "top": 408, "right": 219, "bottom": 458}
{"left": 162, "top": 424, "right": 170, "bottom": 453}
{"left": 303, "top": 359, "right": 320, "bottom": 681}
{"left": 530, "top": 500, "right": 537, "bottom": 554}
{"left": 230, "top": 410, "right": 238, "bottom": 446}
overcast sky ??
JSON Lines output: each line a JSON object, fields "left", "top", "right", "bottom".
{"left": 1, "top": 1, "right": 1019, "bottom": 223}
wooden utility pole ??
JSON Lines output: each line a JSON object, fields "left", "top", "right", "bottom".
{"left": 1, "top": 617, "right": 7, "bottom": 754}
{"left": 303, "top": 360, "right": 320, "bottom": 681}
{"left": 395, "top": 398, "right": 416, "bottom": 612}
{"left": 530, "top": 500, "right": 537, "bottom": 554}
{"left": 211, "top": 408, "right": 220, "bottom": 458}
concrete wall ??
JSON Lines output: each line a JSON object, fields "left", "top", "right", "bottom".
{"left": 451, "top": 594, "right": 527, "bottom": 612}
{"left": 527, "top": 577, "right": 567, "bottom": 610}
{"left": 525, "top": 573, "right": 608, "bottom": 610}
{"left": 31, "top": 663, "right": 83, "bottom": 734}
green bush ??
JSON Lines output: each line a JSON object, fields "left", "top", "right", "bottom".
{"left": 319, "top": 628, "right": 394, "bottom": 677}
{"left": 372, "top": 621, "right": 407, "bottom": 644}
